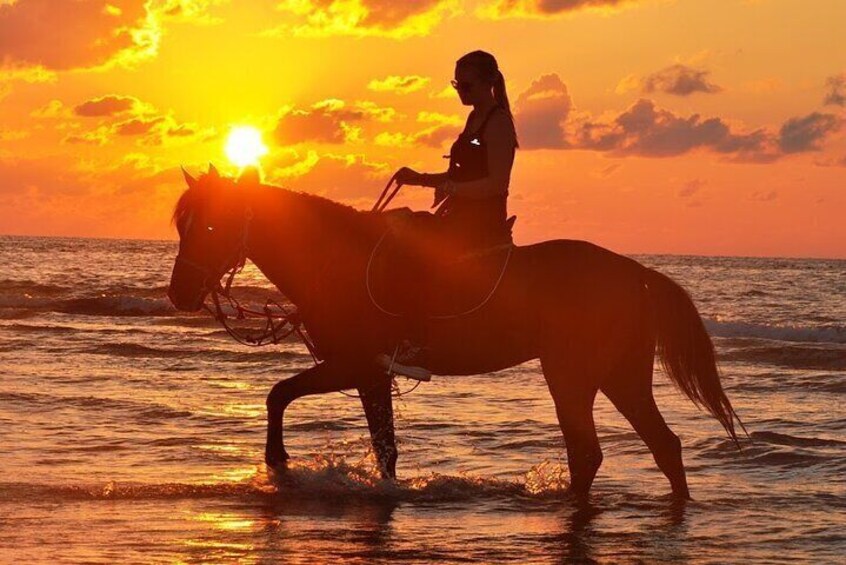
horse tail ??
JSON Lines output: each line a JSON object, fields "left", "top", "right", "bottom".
{"left": 645, "top": 268, "right": 746, "bottom": 446}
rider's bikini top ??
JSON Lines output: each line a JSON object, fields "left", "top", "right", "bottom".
{"left": 447, "top": 106, "right": 501, "bottom": 185}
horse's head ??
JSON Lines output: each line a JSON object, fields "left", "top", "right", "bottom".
{"left": 168, "top": 165, "right": 251, "bottom": 311}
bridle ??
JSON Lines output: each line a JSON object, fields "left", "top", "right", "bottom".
{"left": 171, "top": 178, "right": 427, "bottom": 398}
{"left": 174, "top": 206, "right": 318, "bottom": 359}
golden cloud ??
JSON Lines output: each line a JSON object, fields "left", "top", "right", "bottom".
{"left": 267, "top": 150, "right": 389, "bottom": 202}
{"left": 74, "top": 95, "right": 153, "bottom": 117}
{"left": 30, "top": 99, "right": 66, "bottom": 118}
{"left": 274, "top": 98, "right": 397, "bottom": 145}
{"left": 0, "top": 0, "right": 225, "bottom": 74}
{"left": 266, "top": 0, "right": 458, "bottom": 39}
{"left": 368, "top": 75, "right": 431, "bottom": 94}
{"left": 478, "top": 0, "right": 637, "bottom": 19}
{"left": 416, "top": 111, "right": 462, "bottom": 126}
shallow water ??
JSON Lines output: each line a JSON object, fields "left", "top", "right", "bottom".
{"left": 1, "top": 235, "right": 844, "bottom": 563}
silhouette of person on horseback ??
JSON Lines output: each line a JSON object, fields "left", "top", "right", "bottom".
{"left": 376, "top": 50, "right": 519, "bottom": 379}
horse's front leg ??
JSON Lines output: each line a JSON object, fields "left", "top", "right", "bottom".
{"left": 265, "top": 361, "right": 361, "bottom": 469}
{"left": 358, "top": 374, "right": 397, "bottom": 479}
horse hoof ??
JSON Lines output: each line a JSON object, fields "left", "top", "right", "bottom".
{"left": 265, "top": 452, "right": 290, "bottom": 473}
{"left": 563, "top": 487, "right": 591, "bottom": 504}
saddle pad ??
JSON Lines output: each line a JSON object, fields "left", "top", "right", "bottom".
{"left": 367, "top": 225, "right": 512, "bottom": 319}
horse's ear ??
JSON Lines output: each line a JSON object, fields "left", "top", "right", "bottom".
{"left": 208, "top": 163, "right": 219, "bottom": 178}
{"left": 182, "top": 166, "right": 197, "bottom": 188}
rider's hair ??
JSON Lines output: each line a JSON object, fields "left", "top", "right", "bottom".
{"left": 456, "top": 50, "right": 519, "bottom": 148}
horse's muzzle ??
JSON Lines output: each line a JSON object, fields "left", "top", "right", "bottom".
{"left": 167, "top": 282, "right": 206, "bottom": 312}
{"left": 168, "top": 260, "right": 208, "bottom": 312}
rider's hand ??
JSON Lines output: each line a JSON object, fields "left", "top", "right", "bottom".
{"left": 432, "top": 181, "right": 452, "bottom": 208}
{"left": 394, "top": 167, "right": 423, "bottom": 186}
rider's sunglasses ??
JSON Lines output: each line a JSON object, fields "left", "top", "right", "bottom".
{"left": 451, "top": 79, "right": 477, "bottom": 92}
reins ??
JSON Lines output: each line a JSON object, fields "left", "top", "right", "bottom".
{"left": 186, "top": 199, "right": 422, "bottom": 398}
{"left": 372, "top": 173, "right": 402, "bottom": 213}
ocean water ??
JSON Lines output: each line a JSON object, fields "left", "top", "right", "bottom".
{"left": 0, "top": 234, "right": 844, "bottom": 564}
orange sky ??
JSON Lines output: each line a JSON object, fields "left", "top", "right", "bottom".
{"left": 1, "top": 0, "right": 844, "bottom": 257}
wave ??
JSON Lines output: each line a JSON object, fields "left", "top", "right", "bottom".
{"left": 719, "top": 343, "right": 846, "bottom": 371}
{"left": 0, "top": 279, "right": 70, "bottom": 297}
{"left": 693, "top": 434, "right": 844, "bottom": 470}
{"left": 82, "top": 342, "right": 310, "bottom": 363}
{"left": 0, "top": 294, "right": 178, "bottom": 317}
{"left": 56, "top": 296, "right": 177, "bottom": 316}
{"left": 706, "top": 319, "right": 846, "bottom": 344}
{"left": 1, "top": 287, "right": 291, "bottom": 320}
{"left": 750, "top": 431, "right": 846, "bottom": 448}
{"left": 0, "top": 457, "right": 572, "bottom": 505}
{"left": 0, "top": 391, "right": 193, "bottom": 422}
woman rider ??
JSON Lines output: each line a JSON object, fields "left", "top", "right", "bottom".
{"left": 376, "top": 50, "right": 519, "bottom": 379}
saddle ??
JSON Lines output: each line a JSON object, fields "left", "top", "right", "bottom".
{"left": 367, "top": 209, "right": 515, "bottom": 318}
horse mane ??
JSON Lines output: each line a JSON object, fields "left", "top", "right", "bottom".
{"left": 172, "top": 172, "right": 380, "bottom": 236}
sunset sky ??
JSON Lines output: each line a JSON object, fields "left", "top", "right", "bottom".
{"left": 1, "top": 0, "right": 844, "bottom": 257}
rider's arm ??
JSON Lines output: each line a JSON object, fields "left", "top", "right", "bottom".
{"left": 420, "top": 172, "right": 449, "bottom": 187}
{"left": 447, "top": 113, "right": 515, "bottom": 199}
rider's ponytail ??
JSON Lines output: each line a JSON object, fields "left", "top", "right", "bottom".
{"left": 492, "top": 69, "right": 518, "bottom": 148}
{"left": 457, "top": 50, "right": 519, "bottom": 148}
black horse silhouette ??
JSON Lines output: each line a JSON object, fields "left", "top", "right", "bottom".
{"left": 168, "top": 167, "right": 743, "bottom": 499}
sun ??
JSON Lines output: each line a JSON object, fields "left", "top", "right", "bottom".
{"left": 224, "top": 126, "right": 268, "bottom": 168}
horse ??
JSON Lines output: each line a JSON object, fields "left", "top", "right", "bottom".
{"left": 167, "top": 167, "right": 743, "bottom": 500}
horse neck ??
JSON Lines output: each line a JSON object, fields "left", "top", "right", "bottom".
{"left": 243, "top": 188, "right": 382, "bottom": 308}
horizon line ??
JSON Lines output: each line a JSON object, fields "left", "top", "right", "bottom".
{"left": 2, "top": 232, "right": 844, "bottom": 262}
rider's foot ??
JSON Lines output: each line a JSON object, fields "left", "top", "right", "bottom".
{"left": 376, "top": 340, "right": 431, "bottom": 381}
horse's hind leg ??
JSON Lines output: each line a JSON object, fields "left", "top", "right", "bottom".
{"left": 358, "top": 374, "right": 398, "bottom": 479}
{"left": 601, "top": 340, "right": 690, "bottom": 499}
{"left": 542, "top": 357, "right": 603, "bottom": 498}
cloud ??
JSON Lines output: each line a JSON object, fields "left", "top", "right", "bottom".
{"left": 116, "top": 114, "right": 209, "bottom": 146}
{"left": 113, "top": 116, "right": 167, "bottom": 136}
{"left": 371, "top": 121, "right": 461, "bottom": 148}
{"left": 0, "top": 62, "right": 55, "bottom": 100}
{"left": 266, "top": 0, "right": 457, "bottom": 39}
{"left": 149, "top": 0, "right": 228, "bottom": 25}
{"left": 575, "top": 98, "right": 775, "bottom": 159}
{"left": 823, "top": 73, "right": 846, "bottom": 106}
{"left": 513, "top": 73, "right": 573, "bottom": 149}
{"left": 479, "top": 0, "right": 637, "bottom": 19}
{"left": 0, "top": 0, "right": 225, "bottom": 73}
{"left": 64, "top": 93, "right": 207, "bottom": 145}
{"left": 0, "top": 0, "right": 153, "bottom": 71}
{"left": 368, "top": 75, "right": 430, "bottom": 94}
{"left": 430, "top": 85, "right": 455, "bottom": 99}
{"left": 273, "top": 99, "right": 397, "bottom": 145}
{"left": 63, "top": 128, "right": 112, "bottom": 146}
{"left": 391, "top": 111, "right": 463, "bottom": 148}
{"left": 413, "top": 124, "right": 461, "bottom": 148}
{"left": 778, "top": 112, "right": 843, "bottom": 153}
{"left": 417, "top": 111, "right": 462, "bottom": 126}
{"left": 74, "top": 95, "right": 151, "bottom": 117}
{"left": 267, "top": 150, "right": 389, "bottom": 202}
{"left": 0, "top": 63, "right": 56, "bottom": 83}
{"left": 635, "top": 64, "right": 723, "bottom": 96}
{"left": 0, "top": 151, "right": 186, "bottom": 238}
{"left": 30, "top": 99, "right": 65, "bottom": 118}
{"left": 510, "top": 73, "right": 842, "bottom": 162}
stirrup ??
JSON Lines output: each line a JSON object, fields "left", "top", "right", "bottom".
{"left": 375, "top": 345, "right": 431, "bottom": 382}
